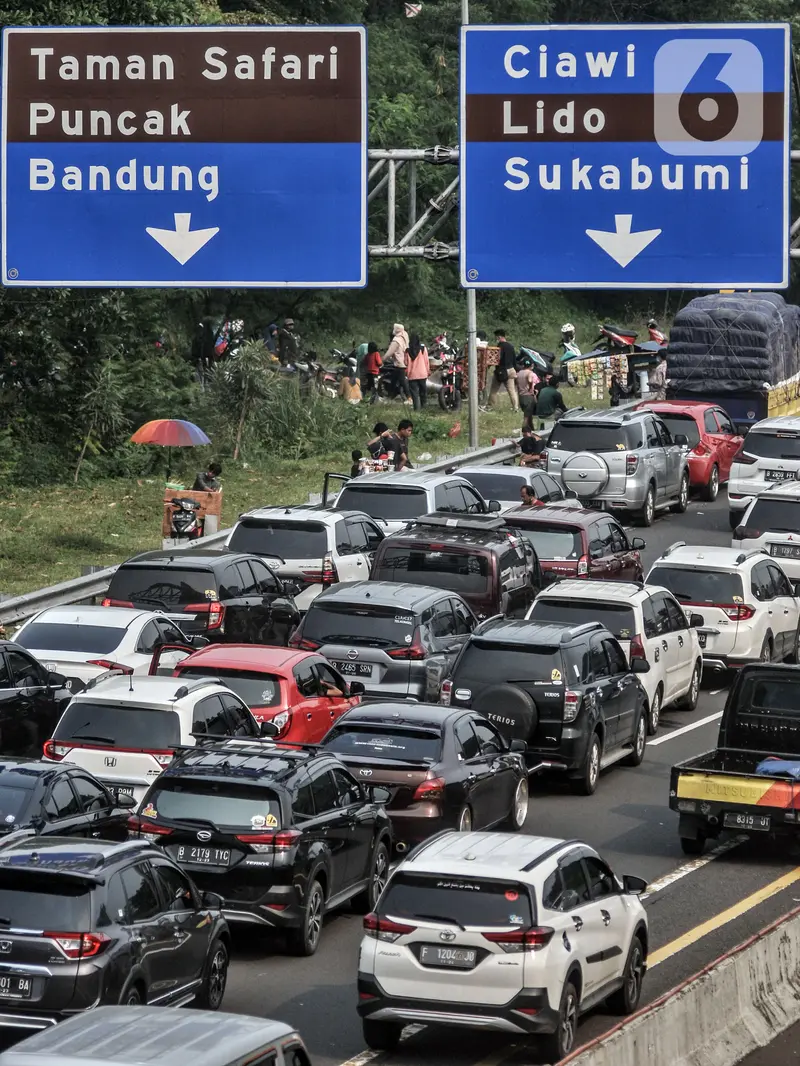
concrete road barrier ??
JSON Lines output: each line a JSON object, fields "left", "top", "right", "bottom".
{"left": 565, "top": 906, "right": 800, "bottom": 1066}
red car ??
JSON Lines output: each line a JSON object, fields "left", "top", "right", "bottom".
{"left": 635, "top": 400, "right": 743, "bottom": 501}
{"left": 151, "top": 643, "right": 362, "bottom": 744}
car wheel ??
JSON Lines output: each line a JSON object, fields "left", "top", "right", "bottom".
{"left": 647, "top": 686, "right": 662, "bottom": 736}
{"left": 352, "top": 840, "right": 390, "bottom": 914}
{"left": 457, "top": 805, "right": 472, "bottom": 832}
{"left": 541, "top": 980, "right": 579, "bottom": 1062}
{"left": 676, "top": 662, "right": 701, "bottom": 710}
{"left": 671, "top": 472, "right": 690, "bottom": 514}
{"left": 505, "top": 777, "right": 529, "bottom": 831}
{"left": 624, "top": 710, "right": 647, "bottom": 767}
{"left": 121, "top": 985, "right": 143, "bottom": 1006}
{"left": 194, "top": 939, "right": 229, "bottom": 1011}
{"left": 286, "top": 878, "right": 324, "bottom": 957}
{"left": 760, "top": 636, "right": 772, "bottom": 663}
{"left": 703, "top": 464, "right": 720, "bottom": 502}
{"left": 788, "top": 626, "right": 800, "bottom": 664}
{"left": 681, "top": 835, "right": 705, "bottom": 856}
{"left": 607, "top": 936, "right": 646, "bottom": 1015}
{"left": 572, "top": 732, "right": 601, "bottom": 795}
{"left": 637, "top": 484, "right": 655, "bottom": 527}
{"left": 362, "top": 1019, "right": 402, "bottom": 1052}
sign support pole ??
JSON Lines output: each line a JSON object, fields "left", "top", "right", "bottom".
{"left": 462, "top": 0, "right": 479, "bottom": 448}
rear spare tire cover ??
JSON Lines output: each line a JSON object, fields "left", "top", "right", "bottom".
{"left": 561, "top": 452, "right": 610, "bottom": 498}
{"left": 473, "top": 685, "right": 538, "bottom": 743}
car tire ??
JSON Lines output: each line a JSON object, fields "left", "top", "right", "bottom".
{"left": 457, "top": 805, "right": 472, "bottom": 832}
{"left": 676, "top": 662, "right": 701, "bottom": 710}
{"left": 637, "top": 484, "right": 655, "bottom": 527}
{"left": 647, "top": 686, "right": 662, "bottom": 735}
{"left": 352, "top": 839, "right": 390, "bottom": 914}
{"left": 572, "top": 732, "right": 601, "bottom": 795}
{"left": 473, "top": 685, "right": 537, "bottom": 744}
{"left": 505, "top": 777, "right": 529, "bottom": 831}
{"left": 671, "top": 471, "right": 690, "bottom": 514}
{"left": 703, "top": 465, "right": 720, "bottom": 502}
{"left": 121, "top": 983, "right": 144, "bottom": 1006}
{"left": 680, "top": 835, "right": 705, "bottom": 856}
{"left": 788, "top": 626, "right": 800, "bottom": 664}
{"left": 624, "top": 710, "right": 647, "bottom": 767}
{"left": 194, "top": 938, "right": 229, "bottom": 1011}
{"left": 286, "top": 878, "right": 324, "bottom": 957}
{"left": 760, "top": 636, "right": 773, "bottom": 663}
{"left": 607, "top": 936, "right": 646, "bottom": 1015}
{"left": 362, "top": 1019, "right": 402, "bottom": 1052}
{"left": 541, "top": 980, "right": 579, "bottom": 1062}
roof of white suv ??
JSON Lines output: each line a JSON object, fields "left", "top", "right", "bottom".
{"left": 339, "top": 470, "right": 473, "bottom": 490}
{"left": 31, "top": 606, "right": 154, "bottom": 627}
{"left": 73, "top": 675, "right": 224, "bottom": 709}
{"left": 536, "top": 579, "right": 650, "bottom": 601}
{"left": 748, "top": 414, "right": 800, "bottom": 431}
{"left": 235, "top": 506, "right": 363, "bottom": 525}
{"left": 406, "top": 831, "right": 575, "bottom": 877}
{"left": 751, "top": 482, "right": 800, "bottom": 500}
{"left": 653, "top": 544, "right": 767, "bottom": 569}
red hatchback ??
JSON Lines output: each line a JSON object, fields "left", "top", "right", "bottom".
{"left": 152, "top": 643, "right": 361, "bottom": 744}
{"left": 635, "top": 400, "right": 743, "bottom": 501}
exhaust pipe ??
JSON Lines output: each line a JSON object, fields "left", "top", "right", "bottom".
{"left": 395, "top": 842, "right": 408, "bottom": 853}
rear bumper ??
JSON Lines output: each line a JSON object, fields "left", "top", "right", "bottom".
{"left": 0, "top": 1011, "right": 61, "bottom": 1031}
{"left": 527, "top": 727, "right": 591, "bottom": 774}
{"left": 188, "top": 873, "right": 304, "bottom": 929}
{"left": 357, "top": 973, "right": 557, "bottom": 1035}
{"left": 387, "top": 807, "right": 448, "bottom": 850}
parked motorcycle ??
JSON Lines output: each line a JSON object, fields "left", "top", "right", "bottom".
{"left": 169, "top": 498, "right": 203, "bottom": 541}
{"left": 438, "top": 348, "right": 465, "bottom": 411}
{"left": 648, "top": 319, "right": 667, "bottom": 345}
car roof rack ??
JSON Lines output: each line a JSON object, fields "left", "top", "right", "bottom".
{"left": 560, "top": 621, "right": 604, "bottom": 643}
{"left": 735, "top": 549, "right": 769, "bottom": 565}
{"left": 543, "top": 577, "right": 645, "bottom": 591}
{"left": 408, "top": 512, "right": 508, "bottom": 533}
{"left": 661, "top": 540, "right": 687, "bottom": 557}
{"left": 170, "top": 678, "right": 225, "bottom": 702}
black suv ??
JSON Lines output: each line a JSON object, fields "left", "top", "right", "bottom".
{"left": 369, "top": 514, "right": 543, "bottom": 620}
{"left": 104, "top": 549, "right": 300, "bottom": 645}
{"left": 129, "top": 739, "right": 393, "bottom": 956}
{"left": 0, "top": 837, "right": 229, "bottom": 1030}
{"left": 0, "top": 642, "right": 78, "bottom": 758}
{"left": 444, "top": 619, "right": 650, "bottom": 794}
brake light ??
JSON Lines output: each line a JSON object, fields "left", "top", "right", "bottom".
{"left": 388, "top": 629, "right": 426, "bottom": 660}
{"left": 721, "top": 603, "right": 756, "bottom": 621}
{"left": 288, "top": 634, "right": 320, "bottom": 650}
{"left": 235, "top": 830, "right": 301, "bottom": 854}
{"left": 151, "top": 751, "right": 174, "bottom": 767}
{"left": 626, "top": 454, "right": 639, "bottom": 476}
{"left": 184, "top": 602, "right": 225, "bottom": 630}
{"left": 45, "top": 932, "right": 110, "bottom": 960}
{"left": 302, "top": 554, "right": 339, "bottom": 585}
{"left": 577, "top": 554, "right": 588, "bottom": 576}
{"left": 86, "top": 660, "right": 133, "bottom": 674}
{"left": 440, "top": 679, "right": 452, "bottom": 706}
{"left": 101, "top": 598, "right": 133, "bottom": 608}
{"left": 692, "top": 441, "right": 712, "bottom": 457}
{"left": 363, "top": 913, "right": 417, "bottom": 942}
{"left": 413, "top": 776, "right": 445, "bottom": 802}
{"left": 629, "top": 634, "right": 646, "bottom": 661}
{"left": 127, "top": 816, "right": 173, "bottom": 839}
{"left": 43, "top": 739, "right": 69, "bottom": 761}
{"left": 482, "top": 927, "right": 554, "bottom": 953}
{"left": 564, "top": 689, "right": 581, "bottom": 723}
{"left": 737, "top": 527, "right": 760, "bottom": 540}
{"left": 733, "top": 448, "right": 758, "bottom": 465}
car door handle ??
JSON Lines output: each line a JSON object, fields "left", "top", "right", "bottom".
{"left": 572, "top": 915, "right": 583, "bottom": 931}
{"left": 678, "top": 635, "right": 684, "bottom": 647}
{"left": 661, "top": 640, "right": 669, "bottom": 650}
{"left": 601, "top": 909, "right": 611, "bottom": 926}
{"left": 356, "top": 560, "right": 364, "bottom": 566}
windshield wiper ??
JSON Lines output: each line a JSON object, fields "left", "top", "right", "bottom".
{"left": 411, "top": 913, "right": 466, "bottom": 930}
{"left": 69, "top": 733, "right": 116, "bottom": 744}
{"left": 130, "top": 595, "right": 168, "bottom": 609}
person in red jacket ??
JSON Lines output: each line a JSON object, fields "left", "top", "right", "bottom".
{"left": 362, "top": 341, "right": 382, "bottom": 404}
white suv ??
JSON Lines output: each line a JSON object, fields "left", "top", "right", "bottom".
{"left": 728, "top": 415, "right": 800, "bottom": 531}
{"left": 732, "top": 483, "right": 800, "bottom": 579}
{"left": 646, "top": 543, "right": 800, "bottom": 675}
{"left": 357, "top": 831, "right": 648, "bottom": 1061}
{"left": 43, "top": 675, "right": 266, "bottom": 801}
{"left": 527, "top": 579, "right": 703, "bottom": 735}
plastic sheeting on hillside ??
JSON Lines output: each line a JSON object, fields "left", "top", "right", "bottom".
{"left": 667, "top": 293, "right": 800, "bottom": 394}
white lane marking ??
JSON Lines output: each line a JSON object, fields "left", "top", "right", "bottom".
{"left": 337, "top": 1025, "right": 425, "bottom": 1066}
{"left": 649, "top": 710, "right": 723, "bottom": 746}
{"left": 642, "top": 836, "right": 745, "bottom": 900}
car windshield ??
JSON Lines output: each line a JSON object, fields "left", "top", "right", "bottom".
{"left": 374, "top": 548, "right": 489, "bottom": 594}
{"left": 176, "top": 668, "right": 281, "bottom": 708}
{"left": 506, "top": 522, "right": 582, "bottom": 560}
{"left": 530, "top": 599, "right": 637, "bottom": 640}
{"left": 323, "top": 725, "right": 442, "bottom": 762}
{"left": 335, "top": 486, "right": 428, "bottom": 521}
{"left": 301, "top": 603, "right": 417, "bottom": 648}
{"left": 380, "top": 873, "right": 533, "bottom": 927}
{"left": 0, "top": 874, "right": 92, "bottom": 929}
{"left": 456, "top": 641, "right": 562, "bottom": 682}
{"left": 228, "top": 520, "right": 328, "bottom": 561}
{"left": 145, "top": 780, "right": 282, "bottom": 828}
{"left": 747, "top": 498, "right": 800, "bottom": 533}
{"left": 106, "top": 568, "right": 215, "bottom": 608}
{"left": 0, "top": 784, "right": 33, "bottom": 827}
{"left": 461, "top": 472, "right": 526, "bottom": 501}
{"left": 548, "top": 423, "right": 641, "bottom": 452}
{"left": 647, "top": 566, "right": 744, "bottom": 605}
{"left": 53, "top": 702, "right": 181, "bottom": 749}
{"left": 16, "top": 623, "right": 125, "bottom": 655}
{"left": 658, "top": 414, "right": 701, "bottom": 448}
{"left": 742, "top": 431, "right": 800, "bottom": 460}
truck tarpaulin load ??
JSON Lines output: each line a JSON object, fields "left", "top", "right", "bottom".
{"left": 667, "top": 293, "right": 800, "bottom": 428}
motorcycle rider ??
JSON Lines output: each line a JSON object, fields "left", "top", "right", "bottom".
{"left": 277, "top": 317, "right": 300, "bottom": 366}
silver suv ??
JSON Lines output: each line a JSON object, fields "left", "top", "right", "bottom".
{"left": 546, "top": 408, "right": 691, "bottom": 526}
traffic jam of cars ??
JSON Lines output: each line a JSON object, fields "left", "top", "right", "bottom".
{"left": 3, "top": 400, "right": 800, "bottom": 1062}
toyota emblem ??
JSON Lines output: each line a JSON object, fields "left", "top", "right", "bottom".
{"left": 439, "top": 930, "right": 456, "bottom": 942}
{"left": 360, "top": 769, "right": 373, "bottom": 777}
{"left": 104, "top": 756, "right": 117, "bottom": 768}
{"left": 196, "top": 830, "right": 212, "bottom": 842}
{"left": 347, "top": 649, "right": 359, "bottom": 660}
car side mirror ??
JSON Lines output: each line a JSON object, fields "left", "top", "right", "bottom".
{"left": 47, "top": 671, "right": 67, "bottom": 688}
{"left": 201, "top": 890, "right": 224, "bottom": 910}
{"left": 348, "top": 681, "right": 366, "bottom": 697}
{"left": 690, "top": 612, "right": 705, "bottom": 628}
{"left": 487, "top": 499, "right": 502, "bottom": 513}
{"left": 622, "top": 874, "right": 648, "bottom": 895}
{"left": 565, "top": 489, "right": 579, "bottom": 499}
{"left": 508, "top": 739, "right": 527, "bottom": 753}
{"left": 116, "top": 793, "right": 137, "bottom": 810}
{"left": 631, "top": 537, "right": 646, "bottom": 550}
{"left": 269, "top": 597, "right": 299, "bottom": 619}
{"left": 190, "top": 636, "right": 210, "bottom": 649}
{"left": 260, "top": 720, "right": 280, "bottom": 737}
{"left": 793, "top": 582, "right": 800, "bottom": 598}
{"left": 674, "top": 433, "right": 689, "bottom": 446}
{"left": 632, "top": 658, "right": 650, "bottom": 674}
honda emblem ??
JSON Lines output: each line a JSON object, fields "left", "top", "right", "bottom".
{"left": 196, "top": 830, "right": 212, "bottom": 842}
{"left": 104, "top": 756, "right": 117, "bottom": 768}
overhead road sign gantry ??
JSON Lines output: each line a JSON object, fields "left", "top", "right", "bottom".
{"left": 460, "top": 23, "right": 790, "bottom": 290}
{"left": 1, "top": 25, "right": 367, "bottom": 288}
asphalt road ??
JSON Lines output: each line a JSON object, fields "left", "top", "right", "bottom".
{"left": 221, "top": 491, "right": 800, "bottom": 1066}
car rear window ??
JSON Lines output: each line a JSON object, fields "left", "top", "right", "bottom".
{"left": 647, "top": 566, "right": 744, "bottom": 605}
{"left": 323, "top": 725, "right": 442, "bottom": 762}
{"left": 506, "top": 522, "right": 582, "bottom": 560}
{"left": 742, "top": 430, "right": 800, "bottom": 460}
{"left": 380, "top": 873, "right": 533, "bottom": 927}
{"left": 0, "top": 873, "right": 92, "bottom": 928}
{"left": 144, "top": 780, "right": 282, "bottom": 828}
{"left": 548, "top": 423, "right": 641, "bottom": 452}
{"left": 106, "top": 567, "right": 216, "bottom": 608}
{"left": 54, "top": 702, "right": 181, "bottom": 749}
{"left": 335, "top": 485, "right": 428, "bottom": 521}
{"left": 461, "top": 472, "right": 527, "bottom": 501}
{"left": 374, "top": 547, "right": 489, "bottom": 594}
{"left": 456, "top": 640, "right": 562, "bottom": 682}
{"left": 746, "top": 498, "right": 800, "bottom": 533}
{"left": 530, "top": 599, "right": 637, "bottom": 640}
{"left": 658, "top": 414, "right": 701, "bottom": 448}
{"left": 176, "top": 668, "right": 281, "bottom": 708}
{"left": 16, "top": 623, "right": 125, "bottom": 654}
{"left": 228, "top": 520, "right": 328, "bottom": 560}
{"left": 0, "top": 785, "right": 33, "bottom": 827}
{"left": 301, "top": 603, "right": 417, "bottom": 648}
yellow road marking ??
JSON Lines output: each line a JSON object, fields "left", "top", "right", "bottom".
{"left": 648, "top": 866, "right": 800, "bottom": 968}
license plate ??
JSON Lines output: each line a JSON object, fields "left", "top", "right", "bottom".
{"left": 115, "top": 786, "right": 135, "bottom": 798}
{"left": 330, "top": 661, "right": 373, "bottom": 678}
{"left": 765, "top": 470, "right": 795, "bottom": 481}
{"left": 698, "top": 633, "right": 707, "bottom": 648}
{"left": 0, "top": 975, "right": 33, "bottom": 999}
{"left": 772, "top": 544, "right": 800, "bottom": 559}
{"left": 723, "top": 812, "right": 771, "bottom": 831}
{"left": 177, "top": 845, "right": 231, "bottom": 866}
{"left": 584, "top": 499, "right": 604, "bottom": 510}
{"left": 419, "top": 944, "right": 477, "bottom": 969}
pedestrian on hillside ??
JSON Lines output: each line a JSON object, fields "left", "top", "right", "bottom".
{"left": 193, "top": 461, "right": 222, "bottom": 493}
{"left": 367, "top": 422, "right": 392, "bottom": 459}
{"left": 264, "top": 323, "right": 278, "bottom": 356}
{"left": 609, "top": 373, "right": 631, "bottom": 407}
{"left": 535, "top": 375, "right": 567, "bottom": 429}
{"left": 516, "top": 362, "right": 539, "bottom": 417}
{"left": 277, "top": 317, "right": 300, "bottom": 366}
{"left": 406, "top": 334, "right": 430, "bottom": 410}
{"left": 362, "top": 342, "right": 382, "bottom": 404}
{"left": 648, "top": 352, "right": 668, "bottom": 401}
{"left": 385, "top": 323, "right": 411, "bottom": 403}
{"left": 518, "top": 425, "right": 545, "bottom": 467}
{"left": 385, "top": 419, "right": 414, "bottom": 471}
{"left": 488, "top": 329, "right": 519, "bottom": 412}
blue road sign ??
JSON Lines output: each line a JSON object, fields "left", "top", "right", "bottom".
{"left": 460, "top": 24, "right": 790, "bottom": 290}
{"left": 2, "top": 26, "right": 367, "bottom": 288}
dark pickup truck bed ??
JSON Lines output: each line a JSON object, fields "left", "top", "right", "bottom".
{"left": 670, "top": 665, "right": 800, "bottom": 854}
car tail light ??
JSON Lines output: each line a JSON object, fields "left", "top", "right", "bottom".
{"left": 564, "top": 690, "right": 581, "bottom": 723}
{"left": 692, "top": 441, "right": 712, "bottom": 457}
{"left": 86, "top": 660, "right": 133, "bottom": 674}
{"left": 128, "top": 816, "right": 173, "bottom": 839}
{"left": 288, "top": 634, "right": 320, "bottom": 650}
{"left": 184, "top": 602, "right": 225, "bottom": 630}
{"left": 412, "top": 776, "right": 445, "bottom": 802}
{"left": 733, "top": 448, "right": 758, "bottom": 465}
{"left": 43, "top": 739, "right": 70, "bottom": 761}
{"left": 482, "top": 927, "right": 554, "bottom": 953}
{"left": 629, "top": 635, "right": 646, "bottom": 661}
{"left": 737, "top": 527, "right": 760, "bottom": 540}
{"left": 721, "top": 603, "right": 756, "bottom": 621}
{"left": 363, "top": 913, "right": 417, "bottom": 942}
{"left": 235, "top": 830, "right": 302, "bottom": 854}
{"left": 302, "top": 554, "right": 339, "bottom": 585}
{"left": 101, "top": 598, "right": 133, "bottom": 608}
{"left": 265, "top": 710, "right": 291, "bottom": 736}
{"left": 440, "top": 679, "right": 452, "bottom": 706}
{"left": 577, "top": 554, "right": 589, "bottom": 576}
{"left": 626, "top": 454, "right": 639, "bottom": 476}
{"left": 45, "top": 932, "right": 111, "bottom": 960}
{"left": 388, "top": 629, "right": 426, "bottom": 660}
